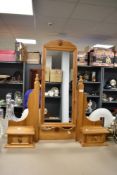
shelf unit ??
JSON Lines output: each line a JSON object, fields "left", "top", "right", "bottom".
{"left": 78, "top": 65, "right": 117, "bottom": 113}
{"left": 84, "top": 81, "right": 101, "bottom": 84}
{"left": 102, "top": 101, "right": 117, "bottom": 104}
{"left": 103, "top": 89, "right": 117, "bottom": 91}
{"left": 45, "top": 96, "right": 61, "bottom": 98}
{"left": 78, "top": 66, "right": 102, "bottom": 113}
{"left": 102, "top": 67, "right": 117, "bottom": 111}
{"left": 87, "top": 95, "right": 100, "bottom": 98}
{"left": 0, "top": 61, "right": 25, "bottom": 116}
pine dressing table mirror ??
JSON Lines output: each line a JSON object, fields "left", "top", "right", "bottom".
{"left": 40, "top": 40, "right": 78, "bottom": 140}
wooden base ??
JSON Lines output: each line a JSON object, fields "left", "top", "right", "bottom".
{"left": 40, "top": 123, "right": 75, "bottom": 140}
{"left": 80, "top": 126, "right": 109, "bottom": 147}
{"left": 5, "top": 126, "right": 35, "bottom": 148}
{"left": 5, "top": 144, "right": 34, "bottom": 148}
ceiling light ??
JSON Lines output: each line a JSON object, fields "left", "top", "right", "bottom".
{"left": 16, "top": 39, "right": 36, "bottom": 44}
{"left": 93, "top": 44, "right": 114, "bottom": 49}
{"left": 0, "top": 0, "right": 33, "bottom": 15}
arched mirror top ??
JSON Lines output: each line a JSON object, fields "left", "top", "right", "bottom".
{"left": 44, "top": 40, "right": 77, "bottom": 51}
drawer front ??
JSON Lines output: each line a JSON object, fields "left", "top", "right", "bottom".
{"left": 40, "top": 128, "right": 75, "bottom": 140}
{"left": 86, "top": 134, "right": 105, "bottom": 144}
{"left": 9, "top": 135, "right": 32, "bottom": 145}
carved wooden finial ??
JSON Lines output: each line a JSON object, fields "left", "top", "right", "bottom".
{"left": 58, "top": 40, "right": 63, "bottom": 46}
{"left": 79, "top": 75, "right": 83, "bottom": 82}
{"left": 77, "top": 75, "right": 84, "bottom": 90}
{"left": 35, "top": 74, "right": 39, "bottom": 82}
{"left": 34, "top": 74, "right": 40, "bottom": 90}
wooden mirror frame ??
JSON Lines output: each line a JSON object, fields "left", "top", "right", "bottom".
{"left": 41, "top": 40, "right": 78, "bottom": 126}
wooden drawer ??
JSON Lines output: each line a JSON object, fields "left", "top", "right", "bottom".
{"left": 85, "top": 134, "right": 105, "bottom": 144}
{"left": 80, "top": 126, "right": 108, "bottom": 147}
{"left": 8, "top": 135, "right": 33, "bottom": 145}
{"left": 5, "top": 126, "right": 35, "bottom": 148}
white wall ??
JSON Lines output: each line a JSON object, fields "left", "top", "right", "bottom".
{"left": 61, "top": 52, "right": 70, "bottom": 123}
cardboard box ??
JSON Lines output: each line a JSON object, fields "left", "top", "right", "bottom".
{"left": 27, "top": 52, "right": 40, "bottom": 64}
{"left": 45, "top": 67, "right": 50, "bottom": 82}
{"left": 50, "top": 69, "right": 62, "bottom": 82}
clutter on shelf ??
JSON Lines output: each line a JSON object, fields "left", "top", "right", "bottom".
{"left": 15, "top": 42, "right": 27, "bottom": 61}
{"left": 0, "top": 50, "right": 16, "bottom": 62}
{"left": 89, "top": 47, "right": 114, "bottom": 67}
{"left": 77, "top": 51, "right": 88, "bottom": 66}
{"left": 45, "top": 87, "right": 59, "bottom": 97}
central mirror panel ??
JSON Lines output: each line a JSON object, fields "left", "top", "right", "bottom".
{"left": 41, "top": 40, "right": 77, "bottom": 126}
{"left": 44, "top": 50, "right": 73, "bottom": 123}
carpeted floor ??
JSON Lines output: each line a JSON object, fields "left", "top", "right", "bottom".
{"left": 0, "top": 138, "right": 117, "bottom": 175}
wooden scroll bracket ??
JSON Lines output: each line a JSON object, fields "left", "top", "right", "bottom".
{"left": 6, "top": 74, "right": 41, "bottom": 147}
{"left": 76, "top": 76, "right": 109, "bottom": 146}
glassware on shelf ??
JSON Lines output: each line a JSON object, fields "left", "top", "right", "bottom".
{"left": 5, "top": 99, "right": 15, "bottom": 119}
{"left": 14, "top": 91, "right": 22, "bottom": 106}
{"left": 0, "top": 107, "right": 7, "bottom": 138}
{"left": 92, "top": 72, "right": 96, "bottom": 82}
{"left": 6, "top": 93, "right": 12, "bottom": 105}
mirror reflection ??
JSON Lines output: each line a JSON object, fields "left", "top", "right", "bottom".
{"left": 44, "top": 50, "right": 73, "bottom": 123}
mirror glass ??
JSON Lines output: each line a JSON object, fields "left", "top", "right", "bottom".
{"left": 44, "top": 50, "right": 73, "bottom": 123}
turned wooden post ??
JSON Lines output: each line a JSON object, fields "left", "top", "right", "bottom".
{"left": 75, "top": 76, "right": 84, "bottom": 141}
{"left": 26, "top": 74, "right": 40, "bottom": 142}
